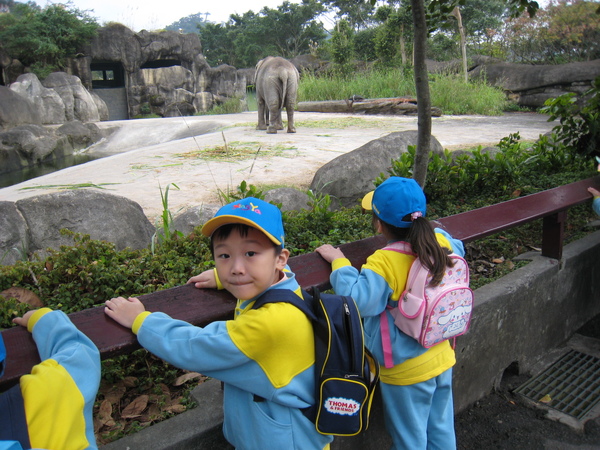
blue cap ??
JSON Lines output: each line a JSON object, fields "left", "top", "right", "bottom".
{"left": 201, "top": 197, "right": 285, "bottom": 246}
{"left": 361, "top": 177, "right": 426, "bottom": 228}
{"left": 0, "top": 332, "right": 6, "bottom": 378}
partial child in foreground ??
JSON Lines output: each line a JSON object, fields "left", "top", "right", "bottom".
{"left": 587, "top": 156, "right": 600, "bottom": 217}
{"left": 316, "top": 177, "right": 465, "bottom": 450}
{"left": 0, "top": 308, "right": 101, "bottom": 450}
{"left": 104, "top": 197, "right": 333, "bottom": 450}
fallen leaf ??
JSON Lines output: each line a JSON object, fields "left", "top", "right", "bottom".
{"left": 102, "top": 385, "right": 126, "bottom": 404}
{"left": 121, "top": 395, "right": 149, "bottom": 418}
{"left": 492, "top": 257, "right": 505, "bottom": 264}
{"left": 0, "top": 287, "right": 43, "bottom": 307}
{"left": 122, "top": 376, "right": 138, "bottom": 388}
{"left": 539, "top": 394, "right": 552, "bottom": 404}
{"left": 174, "top": 372, "right": 202, "bottom": 386}
{"left": 97, "top": 400, "right": 115, "bottom": 427}
{"left": 164, "top": 403, "right": 186, "bottom": 414}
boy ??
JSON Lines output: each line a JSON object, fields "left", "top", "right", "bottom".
{"left": 1, "top": 308, "right": 101, "bottom": 450}
{"left": 104, "top": 197, "right": 333, "bottom": 450}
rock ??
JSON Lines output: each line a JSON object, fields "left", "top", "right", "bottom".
{"left": 0, "top": 201, "right": 28, "bottom": 266}
{"left": 0, "top": 85, "right": 41, "bottom": 130}
{"left": 42, "top": 72, "right": 103, "bottom": 123}
{"left": 56, "top": 121, "right": 103, "bottom": 151}
{"left": 0, "top": 125, "right": 67, "bottom": 174}
{"left": 264, "top": 188, "right": 311, "bottom": 211}
{"left": 9, "top": 73, "right": 67, "bottom": 125}
{"left": 310, "top": 131, "right": 443, "bottom": 208}
{"left": 171, "top": 204, "right": 220, "bottom": 236}
{"left": 14, "top": 191, "right": 155, "bottom": 260}
{"left": 469, "top": 59, "right": 600, "bottom": 108}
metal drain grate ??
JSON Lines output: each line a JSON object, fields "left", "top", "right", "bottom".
{"left": 514, "top": 350, "right": 600, "bottom": 420}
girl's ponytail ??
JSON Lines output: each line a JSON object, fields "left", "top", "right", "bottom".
{"left": 408, "top": 217, "right": 454, "bottom": 286}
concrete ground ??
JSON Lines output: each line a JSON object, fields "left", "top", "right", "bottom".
{"left": 0, "top": 111, "right": 557, "bottom": 222}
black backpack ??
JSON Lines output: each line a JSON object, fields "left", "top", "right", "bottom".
{"left": 252, "top": 287, "right": 380, "bottom": 436}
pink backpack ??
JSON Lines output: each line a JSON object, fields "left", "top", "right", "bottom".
{"left": 379, "top": 241, "right": 473, "bottom": 368}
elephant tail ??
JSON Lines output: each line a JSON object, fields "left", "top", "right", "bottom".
{"left": 279, "top": 72, "right": 290, "bottom": 111}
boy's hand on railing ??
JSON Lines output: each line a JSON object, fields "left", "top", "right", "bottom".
{"left": 187, "top": 269, "right": 218, "bottom": 289}
{"left": 105, "top": 297, "right": 146, "bottom": 329}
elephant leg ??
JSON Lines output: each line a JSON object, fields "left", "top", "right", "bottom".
{"left": 267, "top": 104, "right": 282, "bottom": 134}
{"left": 256, "top": 97, "right": 267, "bottom": 130}
{"left": 284, "top": 96, "right": 296, "bottom": 133}
{"left": 285, "top": 107, "right": 296, "bottom": 133}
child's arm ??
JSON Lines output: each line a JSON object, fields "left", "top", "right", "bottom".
{"left": 105, "top": 296, "right": 146, "bottom": 329}
{"left": 315, "top": 244, "right": 346, "bottom": 262}
{"left": 588, "top": 187, "right": 600, "bottom": 218}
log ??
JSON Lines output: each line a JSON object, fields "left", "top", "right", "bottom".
{"left": 297, "top": 97, "right": 442, "bottom": 117}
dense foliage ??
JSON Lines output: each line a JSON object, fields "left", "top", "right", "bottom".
{"left": 197, "top": 0, "right": 327, "bottom": 67}
{"left": 0, "top": 2, "right": 98, "bottom": 79}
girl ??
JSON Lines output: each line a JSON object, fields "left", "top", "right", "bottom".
{"left": 316, "top": 176, "right": 464, "bottom": 450}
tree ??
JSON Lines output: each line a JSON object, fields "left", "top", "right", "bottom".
{"left": 165, "top": 13, "right": 210, "bottom": 34}
{"left": 331, "top": 19, "right": 355, "bottom": 75}
{"left": 503, "top": 0, "right": 600, "bottom": 63}
{"left": 198, "top": 0, "right": 326, "bottom": 68}
{"left": 321, "top": 0, "right": 540, "bottom": 187}
{"left": 0, "top": 2, "right": 98, "bottom": 79}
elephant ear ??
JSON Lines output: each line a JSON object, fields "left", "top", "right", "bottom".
{"left": 254, "top": 58, "right": 266, "bottom": 83}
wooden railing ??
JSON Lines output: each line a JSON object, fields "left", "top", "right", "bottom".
{"left": 1, "top": 176, "right": 599, "bottom": 390}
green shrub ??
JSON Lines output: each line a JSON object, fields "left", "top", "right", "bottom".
{"left": 298, "top": 68, "right": 509, "bottom": 115}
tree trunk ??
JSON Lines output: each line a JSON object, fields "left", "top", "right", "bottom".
{"left": 410, "top": 0, "right": 431, "bottom": 188}
{"left": 451, "top": 6, "right": 468, "bottom": 83}
{"left": 400, "top": 25, "right": 407, "bottom": 66}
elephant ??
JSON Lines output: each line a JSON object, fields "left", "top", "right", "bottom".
{"left": 254, "top": 56, "right": 300, "bottom": 134}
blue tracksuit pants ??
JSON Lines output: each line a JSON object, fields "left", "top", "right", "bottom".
{"left": 380, "top": 368, "right": 456, "bottom": 450}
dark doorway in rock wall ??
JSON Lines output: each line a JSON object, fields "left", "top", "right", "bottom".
{"left": 91, "top": 62, "right": 125, "bottom": 89}
{"left": 91, "top": 62, "right": 128, "bottom": 120}
{"left": 140, "top": 59, "right": 181, "bottom": 69}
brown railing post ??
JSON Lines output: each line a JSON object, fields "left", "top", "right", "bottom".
{"left": 541, "top": 210, "right": 567, "bottom": 260}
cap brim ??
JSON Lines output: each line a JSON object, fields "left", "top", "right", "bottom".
{"left": 201, "top": 215, "right": 282, "bottom": 245}
{"left": 361, "top": 191, "right": 374, "bottom": 210}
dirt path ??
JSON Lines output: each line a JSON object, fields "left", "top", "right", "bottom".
{"left": 0, "top": 111, "right": 556, "bottom": 222}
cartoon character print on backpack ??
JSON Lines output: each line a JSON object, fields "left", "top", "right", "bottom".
{"left": 429, "top": 295, "right": 473, "bottom": 345}
{"left": 421, "top": 260, "right": 473, "bottom": 347}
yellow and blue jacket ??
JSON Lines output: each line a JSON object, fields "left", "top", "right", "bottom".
{"left": 130, "top": 270, "right": 333, "bottom": 450}
{"left": 328, "top": 229, "right": 464, "bottom": 386}
{"left": 0, "top": 308, "right": 100, "bottom": 450}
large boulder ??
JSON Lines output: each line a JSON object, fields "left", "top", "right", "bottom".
{"left": 9, "top": 73, "right": 67, "bottom": 125}
{"left": 310, "top": 131, "right": 443, "bottom": 208}
{"left": 56, "top": 121, "right": 103, "bottom": 151}
{"left": 0, "top": 124, "right": 66, "bottom": 174}
{"left": 11, "top": 190, "right": 155, "bottom": 260}
{"left": 0, "top": 86, "right": 42, "bottom": 130}
{"left": 264, "top": 188, "right": 311, "bottom": 211}
{"left": 469, "top": 59, "right": 600, "bottom": 107}
{"left": 0, "top": 201, "right": 29, "bottom": 266}
{"left": 42, "top": 72, "right": 104, "bottom": 123}
{"left": 171, "top": 204, "right": 220, "bottom": 237}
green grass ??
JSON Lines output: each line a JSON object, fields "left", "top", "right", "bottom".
{"left": 298, "top": 68, "right": 508, "bottom": 116}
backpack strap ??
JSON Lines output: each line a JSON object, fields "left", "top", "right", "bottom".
{"left": 379, "top": 311, "right": 395, "bottom": 369}
{"left": 250, "top": 288, "right": 317, "bottom": 416}
{"left": 379, "top": 244, "right": 430, "bottom": 369}
{"left": 251, "top": 288, "right": 317, "bottom": 321}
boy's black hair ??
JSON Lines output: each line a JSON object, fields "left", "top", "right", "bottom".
{"left": 210, "top": 223, "right": 283, "bottom": 257}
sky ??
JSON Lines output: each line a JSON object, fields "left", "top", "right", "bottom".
{"left": 32, "top": 0, "right": 301, "bottom": 32}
